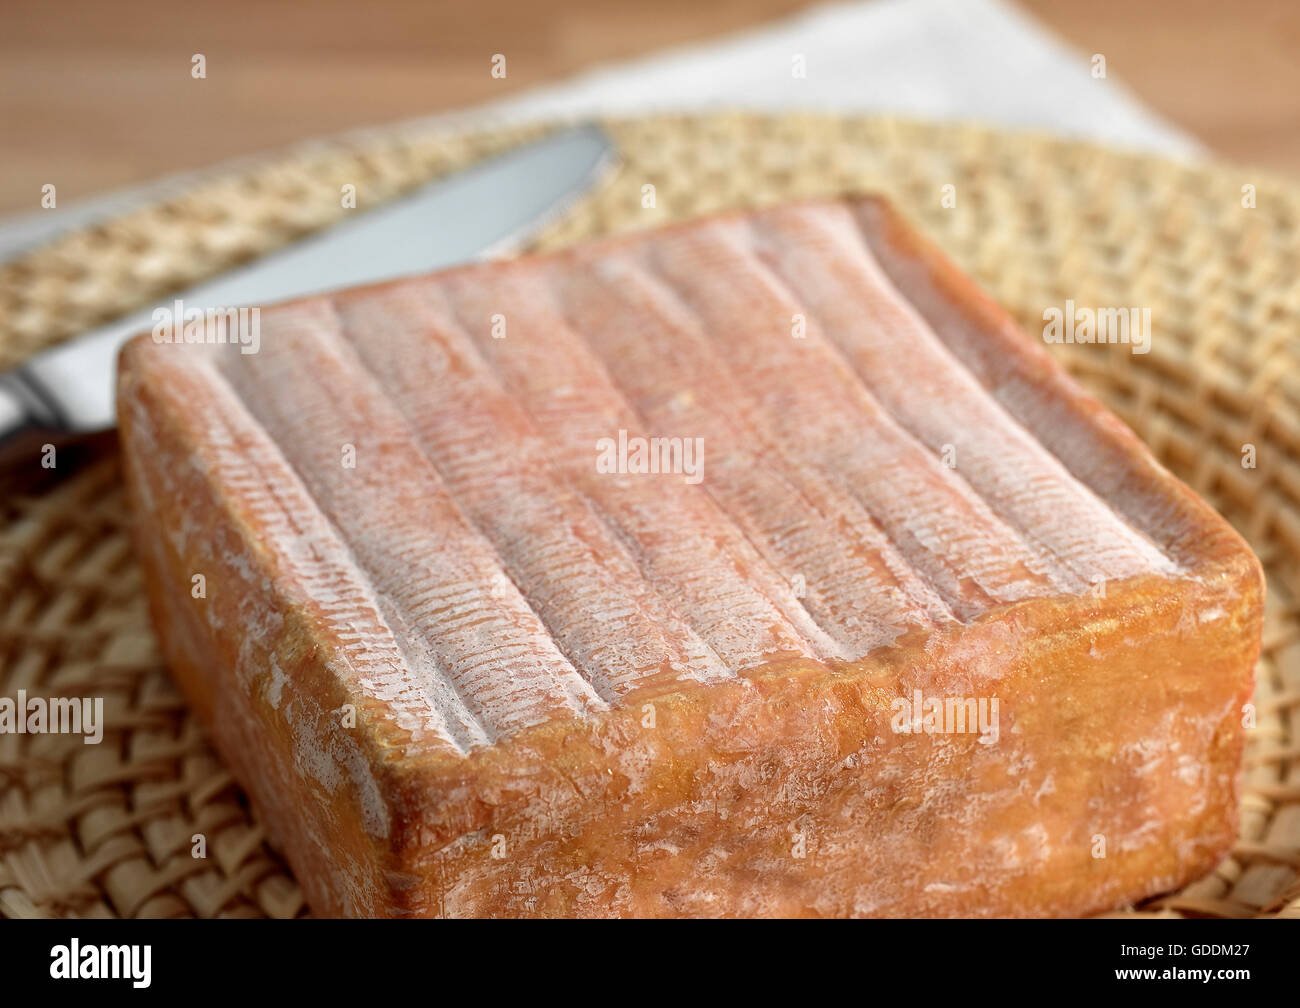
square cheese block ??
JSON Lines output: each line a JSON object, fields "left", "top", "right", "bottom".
{"left": 118, "top": 196, "right": 1263, "bottom": 917}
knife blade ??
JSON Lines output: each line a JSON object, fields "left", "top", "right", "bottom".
{"left": 0, "top": 123, "right": 614, "bottom": 449}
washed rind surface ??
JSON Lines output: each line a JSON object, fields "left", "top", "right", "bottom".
{"left": 118, "top": 196, "right": 1263, "bottom": 917}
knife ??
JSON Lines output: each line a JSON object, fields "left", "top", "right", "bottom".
{"left": 0, "top": 123, "right": 615, "bottom": 459}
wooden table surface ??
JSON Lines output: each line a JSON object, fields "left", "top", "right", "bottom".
{"left": 2, "top": 0, "right": 1298, "bottom": 216}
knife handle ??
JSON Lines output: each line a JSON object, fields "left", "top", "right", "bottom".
{"left": 0, "top": 370, "right": 63, "bottom": 481}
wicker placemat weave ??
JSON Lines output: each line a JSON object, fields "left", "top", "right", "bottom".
{"left": 1, "top": 113, "right": 1298, "bottom": 919}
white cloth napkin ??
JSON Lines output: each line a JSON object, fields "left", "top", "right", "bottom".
{"left": 441, "top": 0, "right": 1199, "bottom": 156}
{"left": 0, "top": 0, "right": 1199, "bottom": 260}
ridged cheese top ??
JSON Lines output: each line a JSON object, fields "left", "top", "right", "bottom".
{"left": 136, "top": 201, "right": 1177, "bottom": 755}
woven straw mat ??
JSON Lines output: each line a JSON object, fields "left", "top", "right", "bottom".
{"left": 1, "top": 113, "right": 1298, "bottom": 919}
